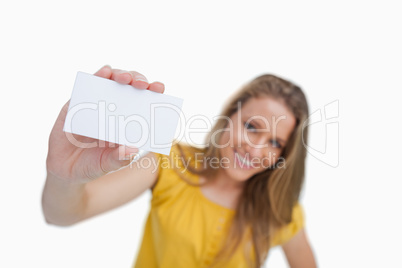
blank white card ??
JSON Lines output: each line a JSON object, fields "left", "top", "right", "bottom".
{"left": 63, "top": 72, "right": 184, "bottom": 155}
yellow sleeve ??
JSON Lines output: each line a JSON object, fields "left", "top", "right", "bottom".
{"left": 150, "top": 151, "right": 171, "bottom": 197}
{"left": 150, "top": 144, "right": 186, "bottom": 201}
{"left": 270, "top": 203, "right": 305, "bottom": 247}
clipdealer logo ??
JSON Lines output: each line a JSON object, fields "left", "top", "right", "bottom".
{"left": 302, "top": 100, "right": 339, "bottom": 168}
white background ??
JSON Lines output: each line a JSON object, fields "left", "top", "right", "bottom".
{"left": 1, "top": 0, "right": 401, "bottom": 267}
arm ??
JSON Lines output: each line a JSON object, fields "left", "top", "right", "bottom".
{"left": 42, "top": 65, "right": 164, "bottom": 226}
{"left": 42, "top": 152, "right": 160, "bottom": 226}
{"left": 281, "top": 228, "right": 317, "bottom": 268}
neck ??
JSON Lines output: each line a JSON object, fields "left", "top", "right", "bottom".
{"left": 210, "top": 168, "right": 245, "bottom": 192}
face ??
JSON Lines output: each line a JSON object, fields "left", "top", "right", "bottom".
{"left": 217, "top": 97, "right": 296, "bottom": 182}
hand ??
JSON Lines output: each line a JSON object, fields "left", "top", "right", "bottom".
{"left": 46, "top": 65, "right": 165, "bottom": 184}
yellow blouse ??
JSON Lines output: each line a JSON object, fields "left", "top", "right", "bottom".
{"left": 133, "top": 144, "right": 304, "bottom": 268}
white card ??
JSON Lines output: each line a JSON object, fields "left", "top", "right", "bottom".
{"left": 63, "top": 72, "right": 184, "bottom": 155}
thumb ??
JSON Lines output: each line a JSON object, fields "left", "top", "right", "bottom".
{"left": 101, "top": 145, "right": 139, "bottom": 173}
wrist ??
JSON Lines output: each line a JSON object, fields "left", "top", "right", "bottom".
{"left": 43, "top": 172, "right": 88, "bottom": 225}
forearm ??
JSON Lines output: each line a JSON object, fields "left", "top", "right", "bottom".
{"left": 282, "top": 229, "right": 317, "bottom": 268}
{"left": 288, "top": 250, "right": 317, "bottom": 268}
{"left": 41, "top": 174, "right": 88, "bottom": 226}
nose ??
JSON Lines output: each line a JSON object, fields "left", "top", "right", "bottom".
{"left": 241, "top": 136, "right": 269, "bottom": 159}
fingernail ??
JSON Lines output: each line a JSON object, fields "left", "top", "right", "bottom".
{"left": 123, "top": 154, "right": 132, "bottom": 161}
{"left": 135, "top": 77, "right": 148, "bottom": 83}
{"left": 124, "top": 152, "right": 140, "bottom": 161}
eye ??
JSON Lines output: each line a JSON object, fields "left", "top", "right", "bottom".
{"left": 244, "top": 121, "right": 257, "bottom": 132}
{"left": 270, "top": 139, "right": 282, "bottom": 149}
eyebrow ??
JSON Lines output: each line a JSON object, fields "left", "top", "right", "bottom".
{"left": 248, "top": 119, "right": 287, "bottom": 145}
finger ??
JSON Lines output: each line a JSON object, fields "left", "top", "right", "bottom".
{"left": 110, "top": 69, "right": 133, "bottom": 85}
{"left": 129, "top": 71, "right": 149, "bottom": 89}
{"left": 100, "top": 145, "right": 140, "bottom": 173}
{"left": 100, "top": 140, "right": 120, "bottom": 148}
{"left": 94, "top": 65, "right": 112, "bottom": 79}
{"left": 147, "top": 82, "right": 165, "bottom": 93}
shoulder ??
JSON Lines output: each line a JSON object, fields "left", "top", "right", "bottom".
{"left": 150, "top": 143, "right": 202, "bottom": 194}
{"left": 271, "top": 202, "right": 305, "bottom": 247}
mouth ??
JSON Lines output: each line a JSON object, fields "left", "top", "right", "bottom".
{"left": 234, "top": 149, "right": 254, "bottom": 170}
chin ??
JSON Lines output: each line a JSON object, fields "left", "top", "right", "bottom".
{"left": 221, "top": 147, "right": 263, "bottom": 182}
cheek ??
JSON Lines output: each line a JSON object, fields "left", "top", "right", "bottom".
{"left": 266, "top": 149, "right": 283, "bottom": 167}
{"left": 217, "top": 123, "right": 242, "bottom": 148}
{"left": 218, "top": 130, "right": 230, "bottom": 146}
{"left": 217, "top": 131, "right": 232, "bottom": 158}
{"left": 261, "top": 157, "right": 271, "bottom": 168}
{"left": 258, "top": 148, "right": 282, "bottom": 169}
{"left": 230, "top": 124, "right": 245, "bottom": 148}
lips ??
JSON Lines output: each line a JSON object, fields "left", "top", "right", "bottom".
{"left": 234, "top": 149, "right": 253, "bottom": 169}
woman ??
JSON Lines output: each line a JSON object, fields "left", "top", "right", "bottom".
{"left": 42, "top": 65, "right": 317, "bottom": 267}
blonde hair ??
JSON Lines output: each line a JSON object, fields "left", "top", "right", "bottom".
{"left": 175, "top": 74, "right": 309, "bottom": 267}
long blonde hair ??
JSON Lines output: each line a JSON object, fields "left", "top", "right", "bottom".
{"left": 175, "top": 74, "right": 309, "bottom": 267}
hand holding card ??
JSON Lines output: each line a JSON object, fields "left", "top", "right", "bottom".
{"left": 46, "top": 66, "right": 182, "bottom": 183}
